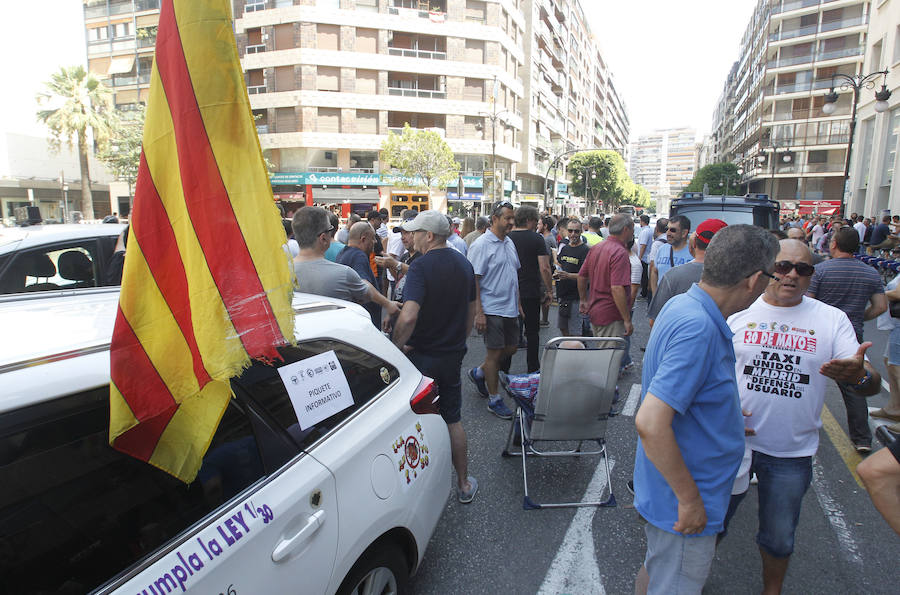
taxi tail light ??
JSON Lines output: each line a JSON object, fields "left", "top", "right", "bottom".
{"left": 411, "top": 377, "right": 440, "bottom": 415}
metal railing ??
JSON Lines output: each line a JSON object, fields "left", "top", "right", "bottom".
{"left": 771, "top": 0, "right": 819, "bottom": 16}
{"left": 247, "top": 85, "right": 267, "bottom": 94}
{"left": 816, "top": 45, "right": 864, "bottom": 61}
{"left": 769, "top": 23, "right": 817, "bottom": 42}
{"left": 768, "top": 53, "right": 814, "bottom": 68}
{"left": 246, "top": 44, "right": 266, "bottom": 54}
{"left": 387, "top": 47, "right": 447, "bottom": 60}
{"left": 244, "top": 1, "right": 266, "bottom": 13}
{"left": 820, "top": 15, "right": 868, "bottom": 33}
{"left": 387, "top": 126, "right": 446, "bottom": 137}
{"left": 387, "top": 87, "right": 446, "bottom": 99}
{"left": 256, "top": 124, "right": 269, "bottom": 135}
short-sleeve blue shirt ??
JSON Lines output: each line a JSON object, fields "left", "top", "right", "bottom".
{"left": 633, "top": 284, "right": 744, "bottom": 537}
{"left": 467, "top": 230, "right": 521, "bottom": 317}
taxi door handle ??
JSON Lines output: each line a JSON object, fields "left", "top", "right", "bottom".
{"left": 271, "top": 509, "right": 326, "bottom": 563}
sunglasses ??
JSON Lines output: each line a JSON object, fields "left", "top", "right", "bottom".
{"left": 318, "top": 225, "right": 334, "bottom": 236}
{"left": 773, "top": 260, "right": 815, "bottom": 277}
{"left": 492, "top": 201, "right": 514, "bottom": 215}
{"left": 667, "top": 227, "right": 682, "bottom": 233}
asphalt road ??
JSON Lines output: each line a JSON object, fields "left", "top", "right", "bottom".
{"left": 409, "top": 302, "right": 900, "bottom": 595}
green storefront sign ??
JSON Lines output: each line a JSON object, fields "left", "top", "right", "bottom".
{"left": 271, "top": 172, "right": 483, "bottom": 188}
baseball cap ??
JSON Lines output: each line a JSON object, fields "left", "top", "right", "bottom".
{"left": 452, "top": 217, "right": 461, "bottom": 225}
{"left": 695, "top": 218, "right": 728, "bottom": 248}
{"left": 398, "top": 210, "right": 450, "bottom": 234}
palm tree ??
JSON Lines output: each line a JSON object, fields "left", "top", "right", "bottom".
{"left": 36, "top": 65, "right": 116, "bottom": 221}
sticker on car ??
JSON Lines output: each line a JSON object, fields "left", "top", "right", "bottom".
{"left": 391, "top": 421, "right": 431, "bottom": 490}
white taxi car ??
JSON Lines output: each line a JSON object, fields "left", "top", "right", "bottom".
{"left": 0, "top": 288, "right": 450, "bottom": 594}
{"left": 0, "top": 223, "right": 125, "bottom": 294}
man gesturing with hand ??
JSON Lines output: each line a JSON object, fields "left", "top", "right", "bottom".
{"left": 633, "top": 225, "right": 779, "bottom": 595}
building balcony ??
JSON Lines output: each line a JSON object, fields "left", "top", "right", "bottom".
{"left": 771, "top": 0, "right": 819, "bottom": 16}
{"left": 769, "top": 15, "right": 868, "bottom": 43}
{"left": 248, "top": 85, "right": 267, "bottom": 95}
{"left": 388, "top": 6, "right": 447, "bottom": 22}
{"left": 246, "top": 43, "right": 266, "bottom": 55}
{"left": 816, "top": 45, "right": 864, "bottom": 62}
{"left": 244, "top": 1, "right": 266, "bottom": 13}
{"left": 387, "top": 47, "right": 447, "bottom": 60}
{"left": 387, "top": 87, "right": 447, "bottom": 99}
{"left": 388, "top": 126, "right": 445, "bottom": 137}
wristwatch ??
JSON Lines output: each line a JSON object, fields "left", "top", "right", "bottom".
{"left": 854, "top": 370, "right": 872, "bottom": 387}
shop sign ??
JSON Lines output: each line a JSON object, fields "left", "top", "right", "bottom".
{"left": 446, "top": 192, "right": 484, "bottom": 200}
{"left": 270, "top": 172, "right": 483, "bottom": 188}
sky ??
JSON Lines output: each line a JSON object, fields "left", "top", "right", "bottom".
{"left": 0, "top": 1, "right": 86, "bottom": 137}
{"left": 0, "top": 0, "right": 760, "bottom": 142}
{"left": 583, "top": 0, "right": 760, "bottom": 140}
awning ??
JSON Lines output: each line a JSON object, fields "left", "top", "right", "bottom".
{"left": 107, "top": 55, "right": 135, "bottom": 75}
{"left": 797, "top": 200, "right": 840, "bottom": 215}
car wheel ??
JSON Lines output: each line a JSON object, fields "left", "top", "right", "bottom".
{"left": 337, "top": 543, "right": 408, "bottom": 595}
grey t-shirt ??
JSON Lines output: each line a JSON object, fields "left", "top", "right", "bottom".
{"left": 648, "top": 260, "right": 704, "bottom": 321}
{"left": 293, "top": 258, "right": 369, "bottom": 303}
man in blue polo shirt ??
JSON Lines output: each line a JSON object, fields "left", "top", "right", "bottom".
{"left": 467, "top": 201, "right": 519, "bottom": 420}
{"left": 633, "top": 224, "right": 779, "bottom": 595}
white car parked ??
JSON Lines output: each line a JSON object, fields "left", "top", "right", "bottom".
{"left": 0, "top": 288, "right": 450, "bottom": 594}
{"left": 0, "top": 223, "right": 125, "bottom": 294}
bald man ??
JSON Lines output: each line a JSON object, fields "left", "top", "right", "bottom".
{"left": 724, "top": 239, "right": 881, "bottom": 594}
{"left": 338, "top": 221, "right": 398, "bottom": 327}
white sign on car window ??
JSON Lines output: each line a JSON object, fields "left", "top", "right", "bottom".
{"left": 278, "top": 350, "right": 354, "bottom": 430}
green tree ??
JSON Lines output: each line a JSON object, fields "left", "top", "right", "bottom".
{"left": 683, "top": 162, "right": 741, "bottom": 196}
{"left": 36, "top": 65, "right": 117, "bottom": 221}
{"left": 379, "top": 124, "right": 460, "bottom": 203}
{"left": 569, "top": 150, "right": 630, "bottom": 213}
{"left": 98, "top": 104, "right": 144, "bottom": 209}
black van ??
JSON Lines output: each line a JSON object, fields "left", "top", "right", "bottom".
{"left": 669, "top": 193, "right": 780, "bottom": 230}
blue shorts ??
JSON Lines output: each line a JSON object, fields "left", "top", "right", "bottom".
{"left": 406, "top": 349, "right": 465, "bottom": 424}
{"left": 724, "top": 451, "right": 812, "bottom": 558}
{"left": 885, "top": 326, "right": 900, "bottom": 366}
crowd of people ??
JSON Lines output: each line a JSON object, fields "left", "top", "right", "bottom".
{"left": 285, "top": 203, "right": 900, "bottom": 595}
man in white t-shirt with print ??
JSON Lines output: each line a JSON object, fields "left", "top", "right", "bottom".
{"left": 723, "top": 239, "right": 882, "bottom": 595}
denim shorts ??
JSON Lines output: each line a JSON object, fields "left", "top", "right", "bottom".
{"left": 643, "top": 523, "right": 716, "bottom": 595}
{"left": 726, "top": 451, "right": 812, "bottom": 558}
{"left": 885, "top": 326, "right": 900, "bottom": 366}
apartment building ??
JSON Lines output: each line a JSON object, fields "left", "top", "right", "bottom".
{"left": 711, "top": 0, "right": 872, "bottom": 217}
{"left": 515, "top": 0, "right": 630, "bottom": 211}
{"left": 82, "top": 0, "right": 628, "bottom": 216}
{"left": 629, "top": 127, "right": 697, "bottom": 215}
{"left": 846, "top": 0, "right": 900, "bottom": 216}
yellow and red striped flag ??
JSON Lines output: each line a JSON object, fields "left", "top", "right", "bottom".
{"left": 109, "top": 0, "right": 295, "bottom": 482}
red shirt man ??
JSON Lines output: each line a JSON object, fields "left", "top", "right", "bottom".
{"left": 577, "top": 213, "right": 635, "bottom": 337}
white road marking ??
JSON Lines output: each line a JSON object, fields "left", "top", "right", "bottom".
{"left": 621, "top": 384, "right": 642, "bottom": 417}
{"left": 537, "top": 458, "right": 615, "bottom": 595}
{"left": 811, "top": 459, "right": 863, "bottom": 567}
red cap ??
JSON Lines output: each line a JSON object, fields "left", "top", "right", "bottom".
{"left": 695, "top": 218, "right": 728, "bottom": 248}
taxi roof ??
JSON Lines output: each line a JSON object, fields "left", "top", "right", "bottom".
{"left": 0, "top": 288, "right": 367, "bottom": 371}
{"left": 0, "top": 223, "right": 125, "bottom": 253}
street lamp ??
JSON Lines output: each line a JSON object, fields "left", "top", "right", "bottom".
{"left": 821, "top": 70, "right": 892, "bottom": 218}
{"left": 719, "top": 167, "right": 744, "bottom": 195}
{"left": 575, "top": 166, "right": 598, "bottom": 212}
{"left": 759, "top": 142, "right": 793, "bottom": 199}
{"left": 478, "top": 75, "right": 511, "bottom": 210}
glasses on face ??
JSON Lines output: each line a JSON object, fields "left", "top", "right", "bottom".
{"left": 773, "top": 260, "right": 815, "bottom": 277}
{"left": 667, "top": 226, "right": 681, "bottom": 233}
{"left": 318, "top": 225, "right": 334, "bottom": 236}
